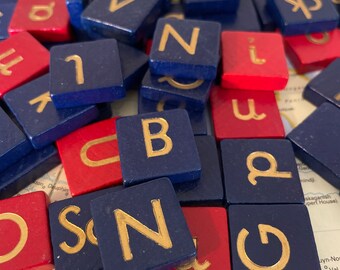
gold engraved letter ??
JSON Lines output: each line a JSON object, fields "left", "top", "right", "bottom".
{"left": 232, "top": 99, "right": 266, "bottom": 121}
{"left": 0, "top": 11, "right": 3, "bottom": 18}
{"left": 237, "top": 224, "right": 290, "bottom": 269}
{"left": 0, "top": 49, "right": 23, "bottom": 76}
{"left": 306, "top": 32, "right": 329, "bottom": 45}
{"left": 247, "top": 151, "right": 293, "bottom": 185}
{"left": 158, "top": 76, "right": 204, "bottom": 90}
{"left": 142, "top": 118, "right": 173, "bottom": 158}
{"left": 28, "top": 91, "right": 52, "bottom": 113}
{"left": 333, "top": 0, "right": 340, "bottom": 3}
{"left": 334, "top": 92, "right": 340, "bottom": 101}
{"left": 177, "top": 238, "right": 211, "bottom": 270}
{"left": 159, "top": 24, "right": 200, "bottom": 55}
{"left": 248, "top": 38, "right": 266, "bottom": 65}
{"left": 109, "top": 0, "right": 134, "bottom": 12}
{"left": 114, "top": 199, "right": 173, "bottom": 261}
{"left": 285, "top": 0, "right": 322, "bottom": 19}
{"left": 0, "top": 213, "right": 28, "bottom": 263}
{"left": 29, "top": 2, "right": 55, "bottom": 21}
{"left": 85, "top": 219, "right": 98, "bottom": 246}
{"left": 59, "top": 206, "right": 87, "bottom": 254}
{"left": 65, "top": 55, "right": 84, "bottom": 85}
{"left": 80, "top": 135, "right": 120, "bottom": 167}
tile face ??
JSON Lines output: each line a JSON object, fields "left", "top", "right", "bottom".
{"left": 82, "top": 0, "right": 164, "bottom": 44}
{"left": 0, "top": 106, "right": 32, "bottom": 173}
{"left": 174, "top": 136, "right": 224, "bottom": 206}
{"left": 138, "top": 95, "right": 208, "bottom": 135}
{"left": 0, "top": 145, "right": 60, "bottom": 200}
{"left": 4, "top": 74, "right": 100, "bottom": 149}
{"left": 287, "top": 103, "right": 340, "bottom": 189}
{"left": 0, "top": 32, "right": 49, "bottom": 97}
{"left": 221, "top": 31, "right": 288, "bottom": 91}
{"left": 285, "top": 30, "right": 340, "bottom": 74}
{"left": 268, "top": 0, "right": 339, "bottom": 36}
{"left": 149, "top": 18, "right": 221, "bottom": 80}
{"left": 0, "top": 2, "right": 16, "bottom": 40}
{"left": 140, "top": 70, "right": 212, "bottom": 110}
{"left": 90, "top": 178, "right": 196, "bottom": 270}
{"left": 0, "top": 192, "right": 53, "bottom": 270}
{"left": 304, "top": 58, "right": 340, "bottom": 108}
{"left": 178, "top": 207, "right": 231, "bottom": 270}
{"left": 183, "top": 0, "right": 239, "bottom": 16}
{"left": 57, "top": 118, "right": 122, "bottom": 196}
{"left": 49, "top": 187, "right": 122, "bottom": 270}
{"left": 187, "top": 0, "right": 261, "bottom": 32}
{"left": 228, "top": 204, "right": 321, "bottom": 269}
{"left": 221, "top": 139, "right": 304, "bottom": 205}
{"left": 117, "top": 109, "right": 201, "bottom": 186}
{"left": 50, "top": 39, "right": 125, "bottom": 108}
{"left": 252, "top": 0, "right": 276, "bottom": 31}
{"left": 8, "top": 0, "right": 71, "bottom": 42}
{"left": 118, "top": 42, "right": 148, "bottom": 90}
{"left": 210, "top": 86, "right": 285, "bottom": 140}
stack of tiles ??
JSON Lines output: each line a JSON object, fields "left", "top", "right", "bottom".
{"left": 0, "top": 0, "right": 339, "bottom": 269}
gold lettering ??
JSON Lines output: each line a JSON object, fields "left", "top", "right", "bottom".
{"left": 157, "top": 99, "right": 186, "bottom": 112}
{"left": 285, "top": 0, "right": 322, "bottom": 19}
{"left": 158, "top": 76, "right": 204, "bottom": 90}
{"left": 85, "top": 219, "right": 98, "bottom": 246}
{"left": 177, "top": 238, "right": 211, "bottom": 270}
{"left": 109, "top": 0, "right": 134, "bottom": 12}
{"left": 248, "top": 38, "right": 266, "bottom": 65}
{"left": 334, "top": 92, "right": 340, "bottom": 101}
{"left": 80, "top": 135, "right": 120, "bottom": 167}
{"left": 28, "top": 2, "right": 55, "bottom": 21}
{"left": 58, "top": 206, "right": 87, "bottom": 254}
{"left": 0, "top": 49, "right": 23, "bottom": 76}
{"left": 333, "top": 0, "right": 340, "bottom": 3}
{"left": 159, "top": 24, "right": 200, "bottom": 55}
{"left": 0, "top": 213, "right": 28, "bottom": 263}
{"left": 114, "top": 199, "right": 173, "bottom": 261}
{"left": 0, "top": 11, "right": 3, "bottom": 18}
{"left": 306, "top": 32, "right": 329, "bottom": 45}
{"left": 28, "top": 91, "right": 52, "bottom": 113}
{"left": 65, "top": 55, "right": 84, "bottom": 85}
{"left": 142, "top": 118, "right": 173, "bottom": 158}
{"left": 247, "top": 151, "right": 293, "bottom": 186}
{"left": 237, "top": 224, "right": 290, "bottom": 269}
{"left": 232, "top": 99, "right": 266, "bottom": 121}
{"left": 165, "top": 13, "right": 185, "bottom": 19}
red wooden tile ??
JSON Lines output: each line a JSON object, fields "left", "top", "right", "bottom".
{"left": 175, "top": 207, "right": 231, "bottom": 270}
{"left": 8, "top": 0, "right": 71, "bottom": 42}
{"left": 0, "top": 32, "right": 49, "bottom": 98}
{"left": 221, "top": 31, "right": 288, "bottom": 91}
{"left": 285, "top": 29, "right": 340, "bottom": 74}
{"left": 57, "top": 117, "right": 122, "bottom": 196}
{"left": 0, "top": 191, "right": 52, "bottom": 270}
{"left": 210, "top": 85, "right": 285, "bottom": 141}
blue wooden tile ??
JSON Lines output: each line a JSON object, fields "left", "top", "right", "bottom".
{"left": 50, "top": 39, "right": 125, "bottom": 108}
{"left": 0, "top": 106, "right": 32, "bottom": 173}
{"left": 183, "top": 0, "right": 239, "bottom": 16}
{"left": 81, "top": 0, "right": 164, "bottom": 44}
{"left": 252, "top": 0, "right": 276, "bottom": 31}
{"left": 49, "top": 186, "right": 123, "bottom": 270}
{"left": 221, "top": 139, "right": 304, "bottom": 205}
{"left": 304, "top": 58, "right": 340, "bottom": 108}
{"left": 228, "top": 204, "right": 320, "bottom": 269}
{"left": 140, "top": 70, "right": 212, "bottom": 111}
{"left": 149, "top": 18, "right": 221, "bottom": 80}
{"left": 187, "top": 0, "right": 261, "bottom": 32}
{"left": 138, "top": 95, "right": 208, "bottom": 135}
{"left": 334, "top": 1, "right": 340, "bottom": 25}
{"left": 3, "top": 74, "right": 100, "bottom": 149}
{"left": 174, "top": 135, "right": 224, "bottom": 206}
{"left": 0, "top": 145, "right": 60, "bottom": 199}
{"left": 0, "top": 2, "right": 16, "bottom": 40}
{"left": 90, "top": 178, "right": 196, "bottom": 270}
{"left": 118, "top": 42, "right": 148, "bottom": 90}
{"left": 66, "top": 0, "right": 90, "bottom": 30}
{"left": 268, "top": 0, "right": 339, "bottom": 36}
{"left": 116, "top": 109, "right": 201, "bottom": 186}
{"left": 287, "top": 103, "right": 340, "bottom": 189}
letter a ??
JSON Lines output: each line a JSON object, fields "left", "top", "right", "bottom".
{"left": 29, "top": 2, "right": 55, "bottom": 21}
